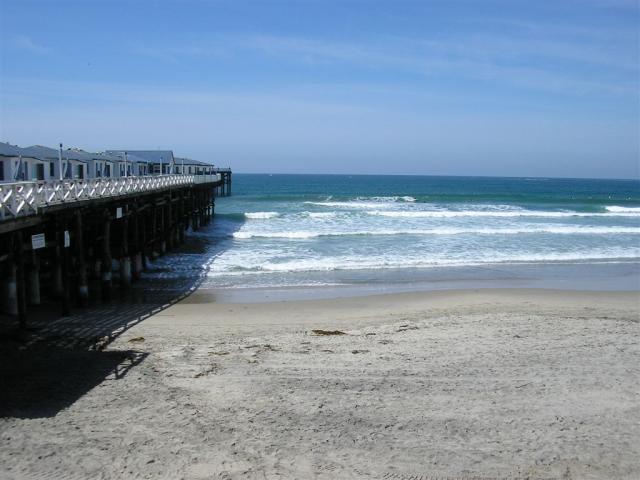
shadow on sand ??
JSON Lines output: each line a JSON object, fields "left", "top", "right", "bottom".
{"left": 0, "top": 218, "right": 243, "bottom": 419}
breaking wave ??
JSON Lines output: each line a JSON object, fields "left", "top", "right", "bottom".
{"left": 232, "top": 226, "right": 640, "bottom": 240}
{"left": 244, "top": 212, "right": 280, "bottom": 219}
{"left": 605, "top": 206, "right": 640, "bottom": 213}
{"left": 368, "top": 210, "right": 640, "bottom": 218}
{"left": 210, "top": 250, "right": 640, "bottom": 275}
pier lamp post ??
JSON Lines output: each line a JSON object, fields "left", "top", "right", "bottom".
{"left": 58, "top": 143, "right": 64, "bottom": 181}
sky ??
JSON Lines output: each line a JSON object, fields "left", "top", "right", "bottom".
{"left": 0, "top": 0, "right": 638, "bottom": 178}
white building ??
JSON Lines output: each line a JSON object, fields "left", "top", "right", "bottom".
{"left": 1, "top": 143, "right": 217, "bottom": 183}
{"left": 174, "top": 157, "right": 216, "bottom": 175}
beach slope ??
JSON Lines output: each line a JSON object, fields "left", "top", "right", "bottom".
{"left": 1, "top": 289, "right": 638, "bottom": 479}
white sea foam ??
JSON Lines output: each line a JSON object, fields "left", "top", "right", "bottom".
{"left": 244, "top": 211, "right": 280, "bottom": 219}
{"left": 366, "top": 196, "right": 416, "bottom": 203}
{"left": 306, "top": 212, "right": 337, "bottom": 219}
{"left": 304, "top": 201, "right": 385, "bottom": 209}
{"left": 209, "top": 250, "right": 640, "bottom": 276}
{"left": 304, "top": 196, "right": 416, "bottom": 209}
{"left": 234, "top": 231, "right": 318, "bottom": 239}
{"left": 606, "top": 206, "right": 640, "bottom": 213}
{"left": 232, "top": 226, "right": 640, "bottom": 240}
{"left": 368, "top": 210, "right": 640, "bottom": 218}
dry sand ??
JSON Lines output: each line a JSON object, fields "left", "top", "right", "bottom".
{"left": 1, "top": 288, "right": 639, "bottom": 479}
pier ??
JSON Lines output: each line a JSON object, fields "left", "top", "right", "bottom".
{"left": 0, "top": 169, "right": 232, "bottom": 330}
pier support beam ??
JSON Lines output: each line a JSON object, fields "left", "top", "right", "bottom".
{"left": 101, "top": 212, "right": 113, "bottom": 301}
{"left": 120, "top": 216, "right": 132, "bottom": 288}
{"left": 167, "top": 195, "right": 174, "bottom": 250}
{"left": 53, "top": 245, "right": 63, "bottom": 298}
{"left": 28, "top": 250, "right": 41, "bottom": 306}
{"left": 3, "top": 261, "right": 18, "bottom": 316}
{"left": 75, "top": 211, "right": 89, "bottom": 305}
{"left": 191, "top": 190, "right": 198, "bottom": 232}
{"left": 56, "top": 220, "right": 71, "bottom": 316}
{"left": 131, "top": 205, "right": 141, "bottom": 282}
{"left": 15, "top": 232, "right": 27, "bottom": 329}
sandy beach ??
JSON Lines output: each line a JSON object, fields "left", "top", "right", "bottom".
{"left": 0, "top": 290, "right": 640, "bottom": 479}
{"left": 0, "top": 288, "right": 638, "bottom": 479}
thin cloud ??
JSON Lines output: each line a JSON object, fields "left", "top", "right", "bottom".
{"left": 132, "top": 43, "right": 227, "bottom": 63}
{"left": 11, "top": 35, "right": 49, "bottom": 54}
{"left": 131, "top": 29, "right": 637, "bottom": 97}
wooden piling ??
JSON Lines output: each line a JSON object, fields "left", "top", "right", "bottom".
{"left": 56, "top": 219, "right": 71, "bottom": 316}
{"left": 15, "top": 231, "right": 27, "bottom": 329}
{"left": 120, "top": 215, "right": 132, "bottom": 288}
{"left": 131, "top": 204, "right": 142, "bottom": 281}
{"left": 75, "top": 210, "right": 89, "bottom": 305}
{"left": 4, "top": 259, "right": 18, "bottom": 316}
{"left": 101, "top": 211, "right": 112, "bottom": 301}
{"left": 28, "top": 249, "right": 41, "bottom": 305}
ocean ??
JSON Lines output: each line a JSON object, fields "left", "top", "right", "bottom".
{"left": 152, "top": 174, "right": 640, "bottom": 300}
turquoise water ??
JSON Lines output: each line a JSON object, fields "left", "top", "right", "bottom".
{"left": 173, "top": 174, "right": 640, "bottom": 293}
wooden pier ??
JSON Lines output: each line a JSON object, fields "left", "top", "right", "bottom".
{"left": 0, "top": 170, "right": 232, "bottom": 329}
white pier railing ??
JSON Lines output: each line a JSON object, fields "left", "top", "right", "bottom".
{"left": 0, "top": 174, "right": 221, "bottom": 221}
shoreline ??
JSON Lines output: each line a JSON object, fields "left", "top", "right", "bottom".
{"left": 148, "top": 288, "right": 639, "bottom": 336}
{"left": 198, "top": 261, "right": 640, "bottom": 302}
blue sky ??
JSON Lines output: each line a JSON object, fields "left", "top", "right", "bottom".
{"left": 0, "top": 0, "right": 638, "bottom": 178}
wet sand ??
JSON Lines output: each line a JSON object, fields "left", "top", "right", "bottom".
{"left": 1, "top": 289, "right": 639, "bottom": 479}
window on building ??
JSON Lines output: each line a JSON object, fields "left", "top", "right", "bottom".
{"left": 36, "top": 163, "right": 45, "bottom": 181}
{"left": 50, "top": 162, "right": 55, "bottom": 178}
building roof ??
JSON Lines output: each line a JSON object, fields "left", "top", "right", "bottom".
{"left": 174, "top": 157, "right": 214, "bottom": 167}
{"left": 2, "top": 143, "right": 212, "bottom": 167}
{"left": 22, "top": 145, "right": 67, "bottom": 161}
{"left": 0, "top": 144, "right": 90, "bottom": 163}
{"left": 105, "top": 150, "right": 174, "bottom": 164}
{"left": 65, "top": 148, "right": 124, "bottom": 163}
{"left": 0, "top": 142, "right": 27, "bottom": 158}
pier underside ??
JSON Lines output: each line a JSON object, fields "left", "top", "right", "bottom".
{"left": 0, "top": 179, "right": 226, "bottom": 333}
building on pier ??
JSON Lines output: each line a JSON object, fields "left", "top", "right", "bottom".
{"left": 105, "top": 150, "right": 177, "bottom": 175}
{"left": 1, "top": 143, "right": 220, "bottom": 183}
{"left": 174, "top": 157, "right": 217, "bottom": 175}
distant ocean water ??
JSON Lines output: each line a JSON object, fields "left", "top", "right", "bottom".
{"left": 151, "top": 174, "right": 640, "bottom": 295}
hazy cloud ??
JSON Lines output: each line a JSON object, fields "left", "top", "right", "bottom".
{"left": 10, "top": 35, "right": 49, "bottom": 54}
{"left": 132, "top": 31, "right": 638, "bottom": 97}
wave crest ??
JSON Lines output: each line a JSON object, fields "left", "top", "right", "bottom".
{"left": 244, "top": 212, "right": 280, "bottom": 219}
{"left": 232, "top": 226, "right": 640, "bottom": 239}
{"left": 606, "top": 206, "right": 640, "bottom": 213}
{"left": 368, "top": 210, "right": 640, "bottom": 218}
